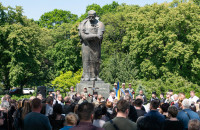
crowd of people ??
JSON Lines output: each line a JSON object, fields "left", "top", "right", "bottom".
{"left": 0, "top": 83, "right": 200, "bottom": 130}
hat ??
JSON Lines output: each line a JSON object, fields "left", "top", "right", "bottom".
{"left": 129, "top": 83, "right": 131, "bottom": 85}
{"left": 122, "top": 83, "right": 125, "bottom": 86}
{"left": 70, "top": 86, "right": 74, "bottom": 89}
{"left": 84, "top": 87, "right": 87, "bottom": 89}
{"left": 114, "top": 83, "right": 117, "bottom": 86}
{"left": 152, "top": 91, "right": 156, "bottom": 95}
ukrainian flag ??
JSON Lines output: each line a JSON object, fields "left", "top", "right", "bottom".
{"left": 116, "top": 82, "right": 120, "bottom": 100}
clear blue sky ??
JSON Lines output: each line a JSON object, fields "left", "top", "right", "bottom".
{"left": 0, "top": 0, "right": 173, "bottom": 20}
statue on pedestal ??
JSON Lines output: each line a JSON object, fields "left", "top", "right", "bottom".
{"left": 78, "top": 10, "right": 105, "bottom": 81}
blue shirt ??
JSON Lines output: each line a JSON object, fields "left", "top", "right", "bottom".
{"left": 60, "top": 126, "right": 73, "bottom": 130}
{"left": 177, "top": 109, "right": 200, "bottom": 129}
{"left": 145, "top": 110, "right": 165, "bottom": 123}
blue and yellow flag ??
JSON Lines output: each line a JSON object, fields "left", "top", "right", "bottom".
{"left": 116, "top": 82, "right": 120, "bottom": 100}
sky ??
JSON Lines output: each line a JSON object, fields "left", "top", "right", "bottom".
{"left": 0, "top": 0, "right": 173, "bottom": 20}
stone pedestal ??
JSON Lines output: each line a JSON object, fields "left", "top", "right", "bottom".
{"left": 76, "top": 81, "right": 110, "bottom": 99}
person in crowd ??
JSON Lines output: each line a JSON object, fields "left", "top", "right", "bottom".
{"left": 72, "top": 93, "right": 81, "bottom": 104}
{"left": 48, "top": 103, "right": 65, "bottom": 130}
{"left": 138, "top": 90, "right": 147, "bottom": 105}
{"left": 61, "top": 112, "right": 78, "bottom": 130}
{"left": 150, "top": 92, "right": 159, "bottom": 102}
{"left": 93, "top": 106, "right": 106, "bottom": 128}
{"left": 190, "top": 103, "right": 197, "bottom": 112}
{"left": 78, "top": 94, "right": 87, "bottom": 104}
{"left": 126, "top": 83, "right": 134, "bottom": 99}
{"left": 0, "top": 99, "right": 10, "bottom": 130}
{"left": 134, "top": 98, "right": 147, "bottom": 118}
{"left": 174, "top": 92, "right": 185, "bottom": 109}
{"left": 80, "top": 87, "right": 89, "bottom": 100}
{"left": 29, "top": 96, "right": 36, "bottom": 101}
{"left": 63, "top": 96, "right": 72, "bottom": 115}
{"left": 91, "top": 92, "right": 98, "bottom": 103}
{"left": 57, "top": 94, "right": 64, "bottom": 106}
{"left": 160, "top": 93, "right": 166, "bottom": 103}
{"left": 108, "top": 91, "right": 117, "bottom": 102}
{"left": 71, "top": 102, "right": 103, "bottom": 130}
{"left": 173, "top": 94, "right": 179, "bottom": 104}
{"left": 67, "top": 86, "right": 76, "bottom": 100}
{"left": 103, "top": 99, "right": 137, "bottom": 130}
{"left": 124, "top": 90, "right": 130, "bottom": 98}
{"left": 163, "top": 105, "right": 184, "bottom": 130}
{"left": 165, "top": 92, "right": 174, "bottom": 105}
{"left": 177, "top": 99, "right": 200, "bottom": 130}
{"left": 113, "top": 83, "right": 118, "bottom": 94}
{"left": 189, "top": 91, "right": 199, "bottom": 104}
{"left": 45, "top": 96, "right": 53, "bottom": 116}
{"left": 37, "top": 94, "right": 43, "bottom": 101}
{"left": 160, "top": 103, "right": 170, "bottom": 119}
{"left": 124, "top": 95, "right": 138, "bottom": 122}
{"left": 145, "top": 99, "right": 165, "bottom": 123}
{"left": 169, "top": 89, "right": 174, "bottom": 100}
{"left": 188, "top": 119, "right": 200, "bottom": 130}
{"left": 21, "top": 99, "right": 31, "bottom": 128}
{"left": 24, "top": 98, "right": 52, "bottom": 130}
{"left": 120, "top": 83, "right": 126, "bottom": 98}
{"left": 56, "top": 90, "right": 61, "bottom": 98}
{"left": 138, "top": 99, "right": 165, "bottom": 130}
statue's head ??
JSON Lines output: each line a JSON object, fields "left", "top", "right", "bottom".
{"left": 88, "top": 10, "right": 96, "bottom": 22}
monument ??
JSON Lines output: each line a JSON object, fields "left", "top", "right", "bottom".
{"left": 76, "top": 10, "right": 110, "bottom": 99}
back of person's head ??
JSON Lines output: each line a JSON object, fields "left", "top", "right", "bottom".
{"left": 160, "top": 103, "right": 170, "bottom": 112}
{"left": 46, "top": 96, "right": 53, "bottom": 104}
{"left": 94, "top": 106, "right": 103, "bottom": 120}
{"left": 77, "top": 102, "right": 94, "bottom": 121}
{"left": 124, "top": 95, "right": 131, "bottom": 102}
{"left": 65, "top": 112, "right": 78, "bottom": 126}
{"left": 182, "top": 99, "right": 191, "bottom": 109}
{"left": 117, "top": 99, "right": 130, "bottom": 113}
{"left": 31, "top": 98, "right": 41, "bottom": 109}
{"left": 150, "top": 99, "right": 160, "bottom": 109}
{"left": 168, "top": 106, "right": 178, "bottom": 118}
{"left": 134, "top": 99, "right": 143, "bottom": 107}
{"left": 53, "top": 103, "right": 63, "bottom": 115}
{"left": 188, "top": 119, "right": 200, "bottom": 130}
{"left": 22, "top": 100, "right": 31, "bottom": 119}
{"left": 64, "top": 96, "right": 71, "bottom": 104}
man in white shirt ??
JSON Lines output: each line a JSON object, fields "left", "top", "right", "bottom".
{"left": 189, "top": 91, "right": 199, "bottom": 103}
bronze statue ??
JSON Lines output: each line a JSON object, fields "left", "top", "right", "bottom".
{"left": 78, "top": 10, "right": 105, "bottom": 81}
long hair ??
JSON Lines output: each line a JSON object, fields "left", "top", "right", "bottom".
{"left": 21, "top": 100, "right": 31, "bottom": 120}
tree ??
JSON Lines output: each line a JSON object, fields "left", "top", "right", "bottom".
{"left": 51, "top": 70, "right": 82, "bottom": 93}
{"left": 39, "top": 9, "right": 78, "bottom": 29}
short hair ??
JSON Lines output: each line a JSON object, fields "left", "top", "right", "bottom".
{"left": 150, "top": 99, "right": 160, "bottom": 109}
{"left": 3, "top": 94, "right": 11, "bottom": 101}
{"left": 117, "top": 99, "right": 130, "bottom": 113}
{"left": 124, "top": 95, "right": 131, "bottom": 101}
{"left": 77, "top": 102, "right": 94, "bottom": 121}
{"left": 65, "top": 113, "right": 78, "bottom": 126}
{"left": 188, "top": 119, "right": 200, "bottom": 130}
{"left": 46, "top": 96, "right": 53, "bottom": 104}
{"left": 134, "top": 99, "right": 143, "bottom": 107}
{"left": 190, "top": 104, "right": 196, "bottom": 112}
{"left": 31, "top": 98, "right": 41, "bottom": 109}
{"left": 160, "top": 103, "right": 170, "bottom": 112}
{"left": 168, "top": 106, "right": 178, "bottom": 118}
{"left": 182, "top": 99, "right": 191, "bottom": 109}
{"left": 94, "top": 106, "right": 103, "bottom": 119}
{"left": 53, "top": 103, "right": 63, "bottom": 115}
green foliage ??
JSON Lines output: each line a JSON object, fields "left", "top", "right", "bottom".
{"left": 51, "top": 69, "right": 82, "bottom": 93}
{"left": 39, "top": 9, "right": 78, "bottom": 29}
